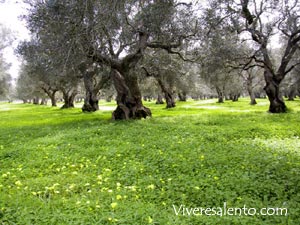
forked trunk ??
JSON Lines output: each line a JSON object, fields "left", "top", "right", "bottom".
{"left": 111, "top": 70, "right": 151, "bottom": 120}
{"left": 264, "top": 70, "right": 286, "bottom": 113}
{"left": 41, "top": 87, "right": 57, "bottom": 107}
{"left": 61, "top": 90, "right": 77, "bottom": 109}
{"left": 82, "top": 92, "right": 99, "bottom": 112}
{"left": 165, "top": 92, "right": 176, "bottom": 108}
{"left": 231, "top": 94, "right": 239, "bottom": 102}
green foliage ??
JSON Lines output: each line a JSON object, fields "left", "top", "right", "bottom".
{"left": 0, "top": 99, "right": 300, "bottom": 224}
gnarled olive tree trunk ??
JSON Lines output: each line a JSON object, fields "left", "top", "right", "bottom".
{"left": 216, "top": 87, "right": 224, "bottom": 103}
{"left": 40, "top": 98, "right": 47, "bottom": 105}
{"left": 49, "top": 93, "right": 57, "bottom": 107}
{"left": 264, "top": 70, "right": 286, "bottom": 113}
{"left": 111, "top": 70, "right": 151, "bottom": 120}
{"left": 178, "top": 91, "right": 187, "bottom": 101}
{"left": 79, "top": 63, "right": 110, "bottom": 112}
{"left": 33, "top": 97, "right": 40, "bottom": 105}
{"left": 82, "top": 71, "right": 99, "bottom": 112}
{"left": 156, "top": 93, "right": 164, "bottom": 104}
{"left": 248, "top": 89, "right": 257, "bottom": 105}
{"left": 246, "top": 81, "right": 257, "bottom": 105}
{"left": 287, "top": 84, "right": 297, "bottom": 101}
{"left": 157, "top": 78, "right": 175, "bottom": 108}
{"left": 61, "top": 89, "right": 77, "bottom": 109}
{"left": 41, "top": 87, "right": 57, "bottom": 107}
{"left": 230, "top": 94, "right": 239, "bottom": 102}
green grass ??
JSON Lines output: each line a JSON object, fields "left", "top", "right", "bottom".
{"left": 0, "top": 98, "right": 300, "bottom": 224}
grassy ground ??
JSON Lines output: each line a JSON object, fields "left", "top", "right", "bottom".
{"left": 0, "top": 98, "right": 300, "bottom": 225}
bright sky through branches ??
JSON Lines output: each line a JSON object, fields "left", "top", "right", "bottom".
{"left": 0, "top": 0, "right": 30, "bottom": 81}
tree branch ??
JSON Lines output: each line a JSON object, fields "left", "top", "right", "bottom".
{"left": 284, "top": 61, "right": 300, "bottom": 76}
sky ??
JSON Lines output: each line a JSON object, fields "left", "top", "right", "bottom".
{"left": 0, "top": 0, "right": 30, "bottom": 80}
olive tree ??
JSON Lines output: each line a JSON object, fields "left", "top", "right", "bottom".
{"left": 25, "top": 0, "right": 198, "bottom": 119}
{"left": 239, "top": 0, "right": 300, "bottom": 112}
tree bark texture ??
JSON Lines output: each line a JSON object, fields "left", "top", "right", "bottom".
{"left": 40, "top": 98, "right": 47, "bottom": 105}
{"left": 287, "top": 85, "right": 297, "bottom": 101}
{"left": 178, "top": 92, "right": 187, "bottom": 101}
{"left": 249, "top": 92, "right": 257, "bottom": 105}
{"left": 246, "top": 82, "right": 257, "bottom": 105}
{"left": 33, "top": 97, "right": 40, "bottom": 105}
{"left": 111, "top": 70, "right": 151, "bottom": 120}
{"left": 157, "top": 78, "right": 175, "bottom": 108}
{"left": 156, "top": 93, "right": 164, "bottom": 104}
{"left": 82, "top": 71, "right": 99, "bottom": 112}
{"left": 89, "top": 32, "right": 152, "bottom": 119}
{"left": 216, "top": 87, "right": 224, "bottom": 103}
{"left": 61, "top": 89, "right": 77, "bottom": 109}
{"left": 50, "top": 93, "right": 57, "bottom": 107}
{"left": 42, "top": 87, "right": 57, "bottom": 107}
{"left": 230, "top": 94, "right": 239, "bottom": 102}
{"left": 263, "top": 70, "right": 287, "bottom": 113}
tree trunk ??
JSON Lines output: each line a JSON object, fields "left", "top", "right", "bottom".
{"left": 216, "top": 87, "right": 224, "bottom": 103}
{"left": 247, "top": 86, "right": 257, "bottom": 105}
{"left": 61, "top": 90, "right": 77, "bottom": 109}
{"left": 45, "top": 90, "right": 57, "bottom": 106}
{"left": 287, "top": 86, "right": 296, "bottom": 101}
{"left": 250, "top": 93, "right": 257, "bottom": 105}
{"left": 40, "top": 98, "right": 47, "bottom": 105}
{"left": 82, "top": 92, "right": 99, "bottom": 112}
{"left": 231, "top": 95, "right": 239, "bottom": 102}
{"left": 264, "top": 70, "right": 287, "bottom": 113}
{"left": 178, "top": 92, "right": 187, "bottom": 101}
{"left": 106, "top": 94, "right": 113, "bottom": 102}
{"left": 156, "top": 93, "right": 164, "bottom": 104}
{"left": 111, "top": 70, "right": 151, "bottom": 120}
{"left": 41, "top": 87, "right": 57, "bottom": 107}
{"left": 49, "top": 92, "right": 57, "bottom": 107}
{"left": 82, "top": 72, "right": 99, "bottom": 112}
{"left": 157, "top": 78, "right": 175, "bottom": 108}
{"left": 165, "top": 92, "right": 176, "bottom": 108}
{"left": 33, "top": 97, "right": 40, "bottom": 105}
